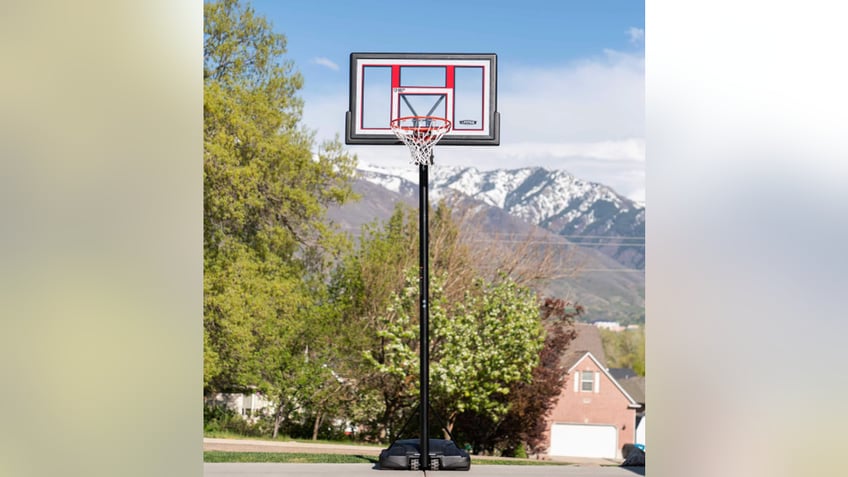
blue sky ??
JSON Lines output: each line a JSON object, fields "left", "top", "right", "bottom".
{"left": 251, "top": 0, "right": 645, "bottom": 202}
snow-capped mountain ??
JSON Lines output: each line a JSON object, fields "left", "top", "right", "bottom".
{"left": 356, "top": 164, "right": 645, "bottom": 269}
{"left": 326, "top": 170, "right": 646, "bottom": 324}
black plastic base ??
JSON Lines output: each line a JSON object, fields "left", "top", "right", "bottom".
{"left": 379, "top": 438, "right": 471, "bottom": 471}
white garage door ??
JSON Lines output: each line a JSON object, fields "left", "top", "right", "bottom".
{"left": 550, "top": 424, "right": 617, "bottom": 458}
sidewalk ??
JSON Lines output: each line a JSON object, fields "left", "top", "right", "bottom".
{"left": 204, "top": 437, "right": 384, "bottom": 456}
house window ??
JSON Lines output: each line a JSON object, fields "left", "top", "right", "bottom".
{"left": 581, "top": 371, "right": 594, "bottom": 392}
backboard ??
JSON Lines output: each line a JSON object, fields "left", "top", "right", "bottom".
{"left": 345, "top": 53, "right": 499, "bottom": 146}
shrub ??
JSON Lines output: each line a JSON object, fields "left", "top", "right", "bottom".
{"left": 514, "top": 443, "right": 528, "bottom": 459}
{"left": 203, "top": 405, "right": 267, "bottom": 437}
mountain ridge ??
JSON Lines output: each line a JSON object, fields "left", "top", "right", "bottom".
{"left": 326, "top": 169, "right": 645, "bottom": 324}
{"left": 356, "top": 164, "right": 645, "bottom": 270}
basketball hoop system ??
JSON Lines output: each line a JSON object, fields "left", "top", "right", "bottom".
{"left": 389, "top": 114, "right": 453, "bottom": 470}
{"left": 347, "top": 53, "right": 499, "bottom": 471}
{"left": 390, "top": 116, "right": 452, "bottom": 166}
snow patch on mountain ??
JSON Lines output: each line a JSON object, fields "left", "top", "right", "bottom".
{"left": 356, "top": 164, "right": 643, "bottom": 229}
{"left": 355, "top": 163, "right": 646, "bottom": 269}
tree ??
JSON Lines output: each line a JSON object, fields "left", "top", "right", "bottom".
{"left": 430, "top": 275, "right": 545, "bottom": 434}
{"left": 328, "top": 204, "right": 419, "bottom": 439}
{"left": 437, "top": 191, "right": 581, "bottom": 289}
{"left": 471, "top": 297, "right": 582, "bottom": 456}
{"left": 203, "top": 0, "right": 357, "bottom": 407}
{"left": 358, "top": 270, "right": 425, "bottom": 438}
{"left": 599, "top": 326, "right": 645, "bottom": 376}
{"left": 358, "top": 268, "right": 544, "bottom": 439}
{"left": 329, "top": 199, "right": 576, "bottom": 443}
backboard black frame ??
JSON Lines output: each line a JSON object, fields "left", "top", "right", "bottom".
{"left": 345, "top": 52, "right": 500, "bottom": 146}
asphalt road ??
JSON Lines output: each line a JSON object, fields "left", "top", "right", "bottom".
{"left": 204, "top": 463, "right": 646, "bottom": 476}
{"left": 203, "top": 438, "right": 625, "bottom": 467}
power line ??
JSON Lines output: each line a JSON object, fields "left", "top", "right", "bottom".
{"left": 334, "top": 225, "right": 645, "bottom": 242}
{"left": 480, "top": 231, "right": 645, "bottom": 241}
{"left": 466, "top": 239, "right": 646, "bottom": 248}
{"left": 332, "top": 230, "right": 645, "bottom": 248}
{"left": 331, "top": 225, "right": 646, "bottom": 250}
{"left": 577, "top": 269, "right": 644, "bottom": 273}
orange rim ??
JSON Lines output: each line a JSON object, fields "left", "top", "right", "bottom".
{"left": 390, "top": 116, "right": 452, "bottom": 133}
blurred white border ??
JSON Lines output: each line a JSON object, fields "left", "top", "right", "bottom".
{"left": 648, "top": 1, "right": 847, "bottom": 476}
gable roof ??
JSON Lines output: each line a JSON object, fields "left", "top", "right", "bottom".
{"left": 563, "top": 323, "right": 607, "bottom": 367}
{"left": 565, "top": 351, "right": 640, "bottom": 409}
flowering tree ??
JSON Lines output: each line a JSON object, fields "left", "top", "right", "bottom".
{"left": 363, "top": 269, "right": 544, "bottom": 435}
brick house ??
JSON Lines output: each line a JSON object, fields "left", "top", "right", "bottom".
{"left": 616, "top": 374, "right": 646, "bottom": 447}
{"left": 542, "top": 324, "right": 641, "bottom": 459}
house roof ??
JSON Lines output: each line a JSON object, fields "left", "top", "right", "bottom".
{"left": 609, "top": 367, "right": 638, "bottom": 381}
{"left": 565, "top": 351, "right": 641, "bottom": 409}
{"left": 563, "top": 323, "right": 607, "bottom": 367}
{"left": 618, "top": 376, "right": 645, "bottom": 405}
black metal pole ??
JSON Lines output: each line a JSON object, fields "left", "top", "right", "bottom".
{"left": 418, "top": 160, "right": 430, "bottom": 470}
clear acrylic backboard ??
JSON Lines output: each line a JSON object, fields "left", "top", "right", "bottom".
{"left": 345, "top": 53, "right": 499, "bottom": 146}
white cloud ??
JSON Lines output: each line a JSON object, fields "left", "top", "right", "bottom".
{"left": 498, "top": 139, "right": 645, "bottom": 162}
{"left": 500, "top": 50, "right": 645, "bottom": 144}
{"left": 628, "top": 27, "right": 645, "bottom": 44}
{"left": 301, "top": 50, "right": 645, "bottom": 201}
{"left": 311, "top": 57, "right": 339, "bottom": 71}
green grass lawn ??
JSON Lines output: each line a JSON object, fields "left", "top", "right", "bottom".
{"left": 204, "top": 451, "right": 569, "bottom": 466}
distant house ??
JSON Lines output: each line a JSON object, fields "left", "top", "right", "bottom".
{"left": 205, "top": 391, "right": 273, "bottom": 423}
{"left": 593, "top": 321, "right": 625, "bottom": 332}
{"left": 617, "top": 374, "right": 646, "bottom": 447}
{"left": 542, "top": 323, "right": 642, "bottom": 460}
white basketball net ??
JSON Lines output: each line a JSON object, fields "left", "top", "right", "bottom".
{"left": 390, "top": 116, "right": 452, "bottom": 166}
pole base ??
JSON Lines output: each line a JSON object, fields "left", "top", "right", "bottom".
{"left": 378, "top": 438, "right": 471, "bottom": 471}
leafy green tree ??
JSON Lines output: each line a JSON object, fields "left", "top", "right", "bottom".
{"left": 268, "top": 297, "right": 360, "bottom": 440}
{"left": 203, "top": 0, "right": 356, "bottom": 407}
{"left": 330, "top": 204, "right": 418, "bottom": 328}
{"left": 452, "top": 298, "right": 582, "bottom": 455}
{"left": 599, "top": 326, "right": 645, "bottom": 376}
{"left": 330, "top": 199, "right": 565, "bottom": 442}
{"left": 328, "top": 204, "right": 419, "bottom": 439}
{"left": 358, "top": 267, "right": 544, "bottom": 437}
{"left": 358, "top": 270, "right": 424, "bottom": 437}
{"left": 204, "top": 243, "right": 305, "bottom": 391}
{"left": 430, "top": 275, "right": 544, "bottom": 433}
